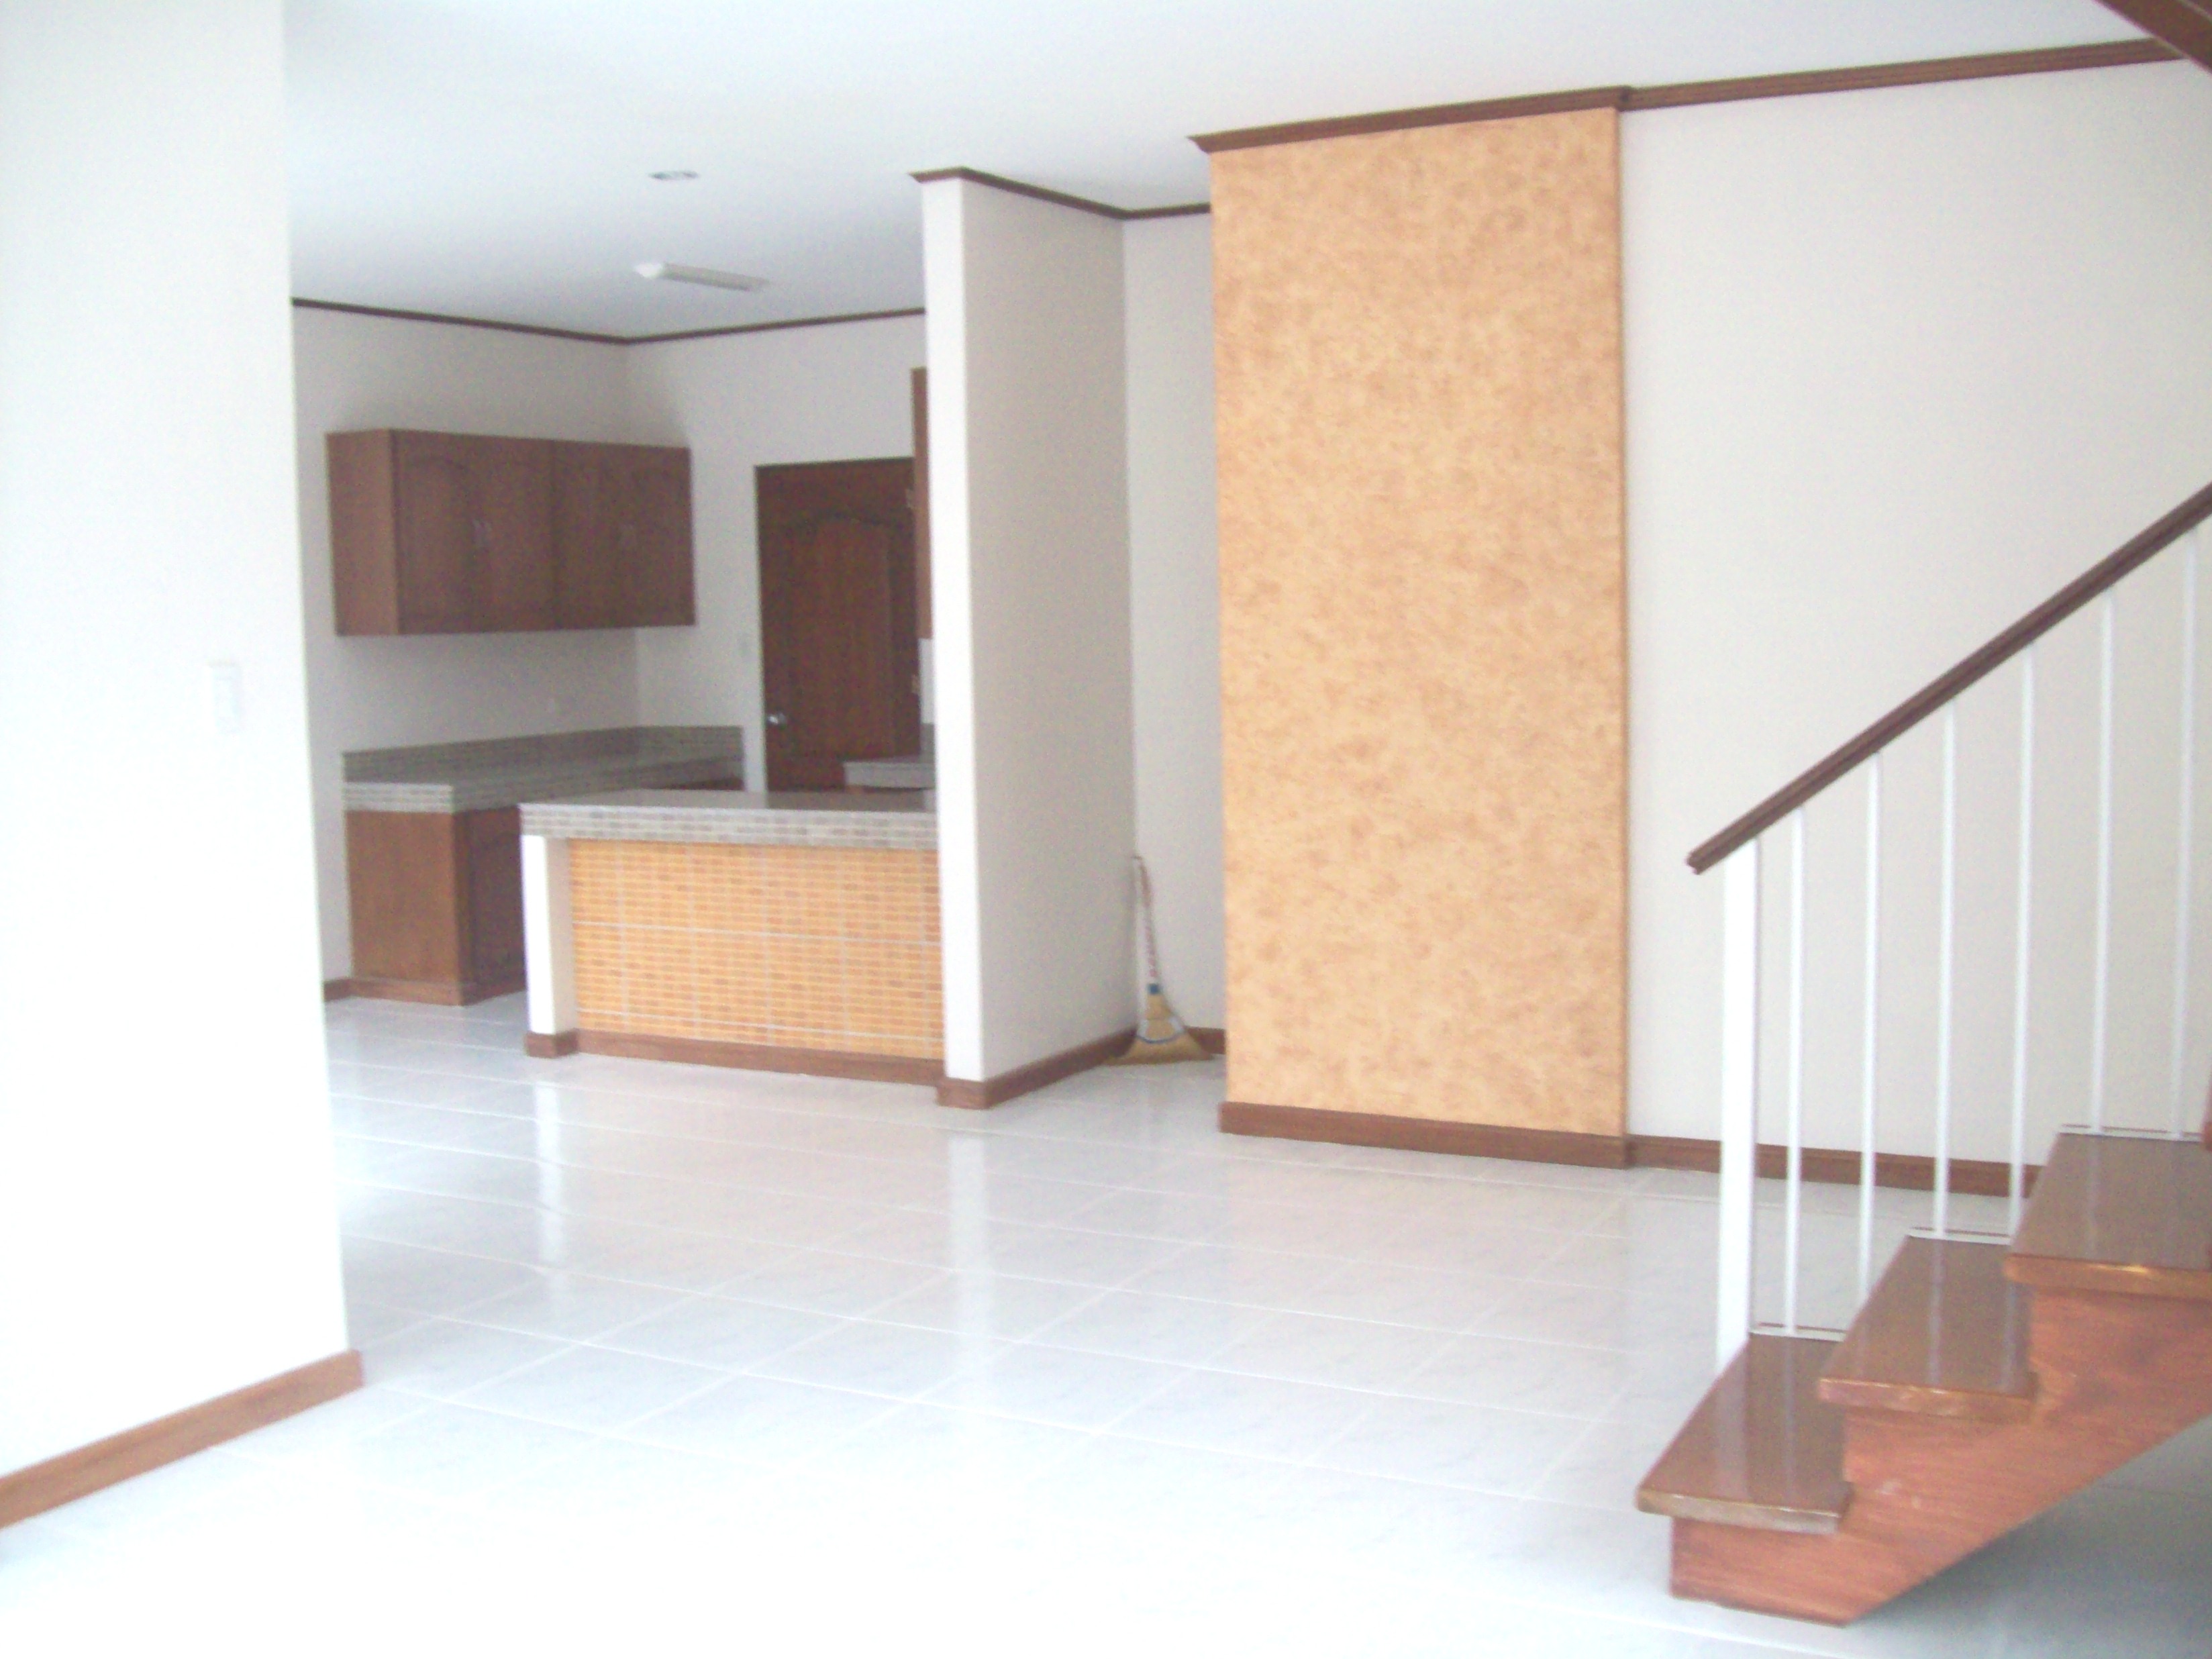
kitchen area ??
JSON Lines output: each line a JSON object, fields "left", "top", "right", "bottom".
{"left": 301, "top": 311, "right": 943, "bottom": 1088}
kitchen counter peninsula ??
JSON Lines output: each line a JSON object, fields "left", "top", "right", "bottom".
{"left": 519, "top": 789, "right": 942, "bottom": 1081}
{"left": 340, "top": 726, "right": 742, "bottom": 1005}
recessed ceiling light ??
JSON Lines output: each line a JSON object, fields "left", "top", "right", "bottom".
{"left": 649, "top": 170, "right": 698, "bottom": 182}
{"left": 634, "top": 261, "right": 769, "bottom": 293}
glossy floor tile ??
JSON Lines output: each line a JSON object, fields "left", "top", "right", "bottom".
{"left": 1, "top": 992, "right": 2205, "bottom": 1656}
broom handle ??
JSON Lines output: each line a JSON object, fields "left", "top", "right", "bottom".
{"left": 1134, "top": 855, "right": 1164, "bottom": 989}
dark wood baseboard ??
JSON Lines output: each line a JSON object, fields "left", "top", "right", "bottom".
{"left": 1189, "top": 1027, "right": 1227, "bottom": 1057}
{"left": 937, "top": 1028, "right": 1137, "bottom": 1109}
{"left": 321, "top": 978, "right": 354, "bottom": 1001}
{"left": 525, "top": 1030, "right": 581, "bottom": 1059}
{"left": 1219, "top": 1103, "right": 2041, "bottom": 1195}
{"left": 1221, "top": 1101, "right": 1633, "bottom": 1166}
{"left": 0, "top": 1350, "right": 362, "bottom": 1530}
{"left": 348, "top": 971, "right": 525, "bottom": 1007}
{"left": 575, "top": 1029, "right": 941, "bottom": 1086}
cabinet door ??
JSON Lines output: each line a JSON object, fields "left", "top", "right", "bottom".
{"left": 390, "top": 434, "right": 478, "bottom": 634}
{"left": 622, "top": 447, "right": 695, "bottom": 627}
{"left": 550, "top": 443, "right": 627, "bottom": 630}
{"left": 462, "top": 807, "right": 525, "bottom": 988}
{"left": 468, "top": 438, "right": 556, "bottom": 632}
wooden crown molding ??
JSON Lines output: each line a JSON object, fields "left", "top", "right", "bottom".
{"left": 291, "top": 297, "right": 925, "bottom": 348}
{"left": 911, "top": 166, "right": 1210, "bottom": 223}
{"left": 1191, "top": 38, "right": 2177, "bottom": 153}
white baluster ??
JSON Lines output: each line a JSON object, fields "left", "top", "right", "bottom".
{"left": 2092, "top": 591, "right": 2116, "bottom": 1133}
{"left": 1858, "top": 756, "right": 1881, "bottom": 1303}
{"left": 2172, "top": 538, "right": 2199, "bottom": 1137}
{"left": 2009, "top": 648, "right": 2035, "bottom": 1235}
{"left": 1784, "top": 810, "right": 1807, "bottom": 1337}
{"left": 1717, "top": 840, "right": 1760, "bottom": 1373}
{"left": 1935, "top": 703, "right": 1957, "bottom": 1239}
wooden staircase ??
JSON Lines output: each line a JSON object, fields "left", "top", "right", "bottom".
{"left": 1637, "top": 1125, "right": 2212, "bottom": 1624}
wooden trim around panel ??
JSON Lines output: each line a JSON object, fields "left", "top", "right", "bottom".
{"left": 1195, "top": 86, "right": 1628, "bottom": 153}
{"left": 293, "top": 297, "right": 926, "bottom": 349}
{"left": 321, "top": 978, "right": 354, "bottom": 1002}
{"left": 1219, "top": 1104, "right": 2039, "bottom": 1194}
{"left": 936, "top": 1028, "right": 1137, "bottom": 1109}
{"left": 911, "top": 166, "right": 1210, "bottom": 223}
{"left": 0, "top": 1351, "right": 363, "bottom": 1530}
{"left": 1191, "top": 40, "right": 2175, "bottom": 153}
{"left": 525, "top": 1031, "right": 581, "bottom": 1059}
{"left": 576, "top": 1029, "right": 941, "bottom": 1086}
{"left": 1221, "top": 1102, "right": 1634, "bottom": 1166}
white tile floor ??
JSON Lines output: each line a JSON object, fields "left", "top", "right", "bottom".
{"left": 2, "top": 994, "right": 2207, "bottom": 1655}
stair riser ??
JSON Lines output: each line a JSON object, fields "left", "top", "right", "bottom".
{"left": 1672, "top": 1290, "right": 2212, "bottom": 1623}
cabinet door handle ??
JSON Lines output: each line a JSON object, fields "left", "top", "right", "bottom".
{"left": 765, "top": 711, "right": 789, "bottom": 727}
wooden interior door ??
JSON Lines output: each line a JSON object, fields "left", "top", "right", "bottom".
{"left": 756, "top": 458, "right": 919, "bottom": 791}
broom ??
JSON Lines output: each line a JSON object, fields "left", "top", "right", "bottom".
{"left": 1111, "top": 855, "right": 1210, "bottom": 1064}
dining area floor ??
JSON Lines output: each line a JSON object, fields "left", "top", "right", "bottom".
{"left": 0, "top": 994, "right": 2205, "bottom": 1655}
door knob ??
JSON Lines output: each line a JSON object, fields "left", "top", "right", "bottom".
{"left": 765, "top": 711, "right": 788, "bottom": 727}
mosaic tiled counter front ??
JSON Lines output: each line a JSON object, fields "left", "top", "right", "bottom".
{"left": 517, "top": 791, "right": 942, "bottom": 1081}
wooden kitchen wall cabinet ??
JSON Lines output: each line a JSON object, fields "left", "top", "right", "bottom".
{"left": 550, "top": 442, "right": 695, "bottom": 629}
{"left": 330, "top": 429, "right": 693, "bottom": 635}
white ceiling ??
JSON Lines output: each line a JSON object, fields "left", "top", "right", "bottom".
{"left": 287, "top": 0, "right": 2147, "bottom": 338}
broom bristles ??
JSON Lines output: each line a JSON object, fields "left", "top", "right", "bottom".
{"left": 1112, "top": 991, "right": 1209, "bottom": 1065}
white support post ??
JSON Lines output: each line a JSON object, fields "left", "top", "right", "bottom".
{"left": 521, "top": 833, "right": 577, "bottom": 1044}
{"left": 1717, "top": 840, "right": 1761, "bottom": 1374}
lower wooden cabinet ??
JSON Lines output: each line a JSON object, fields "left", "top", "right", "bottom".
{"left": 331, "top": 429, "right": 693, "bottom": 636}
{"left": 346, "top": 808, "right": 525, "bottom": 1004}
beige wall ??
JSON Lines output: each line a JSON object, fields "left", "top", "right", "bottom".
{"left": 1213, "top": 109, "right": 1625, "bottom": 1137}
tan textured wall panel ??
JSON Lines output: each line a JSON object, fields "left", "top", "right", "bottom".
{"left": 1214, "top": 109, "right": 1625, "bottom": 1136}
{"left": 570, "top": 841, "right": 942, "bottom": 1060}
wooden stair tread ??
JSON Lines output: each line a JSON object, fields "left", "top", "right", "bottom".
{"left": 1819, "top": 1236, "right": 2033, "bottom": 1422}
{"left": 1638, "top": 1334, "right": 1850, "bottom": 1534}
{"left": 2007, "top": 1132, "right": 2212, "bottom": 1301}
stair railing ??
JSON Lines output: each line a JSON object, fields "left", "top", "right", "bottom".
{"left": 1695, "top": 479, "right": 2212, "bottom": 1372}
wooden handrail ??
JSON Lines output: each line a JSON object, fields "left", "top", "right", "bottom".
{"left": 1689, "top": 477, "right": 2212, "bottom": 873}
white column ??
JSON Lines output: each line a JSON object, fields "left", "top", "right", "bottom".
{"left": 521, "top": 833, "right": 576, "bottom": 1041}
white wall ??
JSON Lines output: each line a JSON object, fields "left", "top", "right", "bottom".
{"left": 924, "top": 179, "right": 1138, "bottom": 1080}
{"left": 1624, "top": 60, "right": 2212, "bottom": 1157}
{"left": 627, "top": 315, "right": 928, "bottom": 765}
{"left": 0, "top": 0, "right": 348, "bottom": 1474}
{"left": 293, "top": 307, "right": 644, "bottom": 978}
{"left": 1123, "top": 215, "right": 1225, "bottom": 1031}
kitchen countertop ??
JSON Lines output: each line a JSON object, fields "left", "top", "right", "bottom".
{"left": 519, "top": 789, "right": 936, "bottom": 850}
{"left": 344, "top": 726, "right": 744, "bottom": 813}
